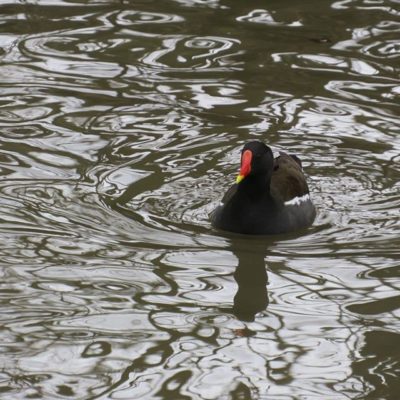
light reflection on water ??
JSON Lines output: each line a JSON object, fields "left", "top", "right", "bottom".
{"left": 0, "top": 0, "right": 399, "bottom": 399}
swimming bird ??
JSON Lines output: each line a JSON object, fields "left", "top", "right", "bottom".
{"left": 211, "top": 141, "right": 316, "bottom": 235}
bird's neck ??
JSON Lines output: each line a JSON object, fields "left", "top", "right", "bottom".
{"left": 238, "top": 173, "right": 271, "bottom": 199}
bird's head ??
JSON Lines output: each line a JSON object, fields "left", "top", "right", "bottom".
{"left": 236, "top": 141, "right": 274, "bottom": 184}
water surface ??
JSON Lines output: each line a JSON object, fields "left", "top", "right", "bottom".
{"left": 0, "top": 0, "right": 399, "bottom": 399}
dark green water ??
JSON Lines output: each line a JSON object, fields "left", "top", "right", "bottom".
{"left": 0, "top": 1, "right": 399, "bottom": 399}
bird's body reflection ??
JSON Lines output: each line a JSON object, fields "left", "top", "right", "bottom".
{"left": 230, "top": 240, "right": 270, "bottom": 322}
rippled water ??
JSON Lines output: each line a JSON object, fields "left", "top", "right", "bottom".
{"left": 0, "top": 1, "right": 399, "bottom": 399}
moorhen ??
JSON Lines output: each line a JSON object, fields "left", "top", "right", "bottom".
{"left": 211, "top": 141, "right": 316, "bottom": 235}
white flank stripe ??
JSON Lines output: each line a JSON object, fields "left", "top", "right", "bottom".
{"left": 284, "top": 193, "right": 310, "bottom": 206}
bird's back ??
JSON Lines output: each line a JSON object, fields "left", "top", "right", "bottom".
{"left": 270, "top": 152, "right": 310, "bottom": 204}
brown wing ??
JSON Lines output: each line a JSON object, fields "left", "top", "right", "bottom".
{"left": 270, "top": 152, "right": 309, "bottom": 203}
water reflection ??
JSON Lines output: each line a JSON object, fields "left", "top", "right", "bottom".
{"left": 230, "top": 239, "right": 269, "bottom": 322}
{"left": 352, "top": 330, "right": 400, "bottom": 400}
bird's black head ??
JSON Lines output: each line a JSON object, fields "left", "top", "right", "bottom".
{"left": 236, "top": 141, "right": 274, "bottom": 184}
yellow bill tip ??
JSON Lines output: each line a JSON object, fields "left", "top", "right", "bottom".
{"left": 236, "top": 174, "right": 244, "bottom": 184}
